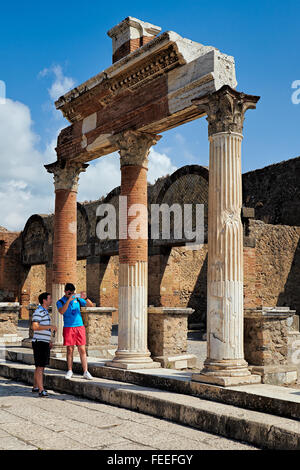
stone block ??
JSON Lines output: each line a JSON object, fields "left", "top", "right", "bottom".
{"left": 148, "top": 307, "right": 196, "bottom": 369}
{"left": 249, "top": 365, "right": 298, "bottom": 385}
{"left": 244, "top": 306, "right": 296, "bottom": 367}
{"left": 81, "top": 307, "right": 116, "bottom": 355}
{"left": 0, "top": 303, "right": 20, "bottom": 337}
{"left": 154, "top": 354, "right": 197, "bottom": 370}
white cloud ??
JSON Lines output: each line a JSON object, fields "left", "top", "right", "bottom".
{"left": 39, "top": 64, "right": 75, "bottom": 101}
{"left": 148, "top": 149, "right": 177, "bottom": 183}
{"left": 0, "top": 99, "right": 54, "bottom": 231}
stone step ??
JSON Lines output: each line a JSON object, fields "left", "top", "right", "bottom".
{"left": 2, "top": 346, "right": 300, "bottom": 422}
{"left": 0, "top": 360, "right": 299, "bottom": 450}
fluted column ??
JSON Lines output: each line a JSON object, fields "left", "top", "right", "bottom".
{"left": 45, "top": 161, "right": 88, "bottom": 355}
{"left": 107, "top": 131, "right": 161, "bottom": 369}
{"left": 192, "top": 85, "right": 261, "bottom": 386}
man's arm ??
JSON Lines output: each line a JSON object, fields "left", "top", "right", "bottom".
{"left": 58, "top": 297, "right": 73, "bottom": 315}
{"left": 32, "top": 322, "right": 57, "bottom": 333}
{"left": 80, "top": 292, "right": 94, "bottom": 307}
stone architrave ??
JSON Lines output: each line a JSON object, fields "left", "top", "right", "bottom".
{"left": 45, "top": 161, "right": 88, "bottom": 356}
{"left": 107, "top": 130, "right": 161, "bottom": 369}
{"left": 192, "top": 85, "right": 261, "bottom": 386}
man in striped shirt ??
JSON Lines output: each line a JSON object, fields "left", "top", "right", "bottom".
{"left": 31, "top": 292, "right": 57, "bottom": 397}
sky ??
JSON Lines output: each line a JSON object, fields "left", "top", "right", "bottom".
{"left": 0, "top": 0, "right": 299, "bottom": 231}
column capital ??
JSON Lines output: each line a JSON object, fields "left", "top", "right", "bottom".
{"left": 45, "top": 161, "right": 89, "bottom": 192}
{"left": 193, "top": 85, "right": 260, "bottom": 136}
{"left": 113, "top": 130, "right": 161, "bottom": 169}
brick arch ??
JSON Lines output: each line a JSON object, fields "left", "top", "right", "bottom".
{"left": 153, "top": 165, "right": 209, "bottom": 240}
{"left": 22, "top": 214, "right": 50, "bottom": 265}
{"left": 155, "top": 165, "right": 209, "bottom": 205}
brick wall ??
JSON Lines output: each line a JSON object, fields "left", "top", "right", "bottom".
{"left": 113, "top": 35, "right": 155, "bottom": 63}
{"left": 0, "top": 231, "right": 22, "bottom": 302}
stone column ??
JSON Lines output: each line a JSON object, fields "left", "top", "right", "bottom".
{"left": 107, "top": 131, "right": 161, "bottom": 369}
{"left": 192, "top": 86, "right": 261, "bottom": 386}
{"left": 45, "top": 161, "right": 88, "bottom": 355}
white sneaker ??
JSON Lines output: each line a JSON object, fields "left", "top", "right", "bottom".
{"left": 83, "top": 371, "right": 93, "bottom": 380}
{"left": 65, "top": 370, "right": 73, "bottom": 380}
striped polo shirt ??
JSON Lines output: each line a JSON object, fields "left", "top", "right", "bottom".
{"left": 32, "top": 305, "right": 51, "bottom": 343}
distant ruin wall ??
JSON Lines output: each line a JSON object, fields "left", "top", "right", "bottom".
{"left": 242, "top": 156, "right": 300, "bottom": 226}
{"left": 248, "top": 220, "right": 300, "bottom": 314}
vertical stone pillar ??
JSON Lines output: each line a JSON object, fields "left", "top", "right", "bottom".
{"left": 45, "top": 161, "right": 88, "bottom": 355}
{"left": 192, "top": 86, "right": 261, "bottom": 386}
{"left": 107, "top": 131, "right": 161, "bottom": 369}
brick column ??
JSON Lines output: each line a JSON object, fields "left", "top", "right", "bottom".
{"left": 45, "top": 161, "right": 88, "bottom": 355}
{"left": 192, "top": 86, "right": 261, "bottom": 386}
{"left": 107, "top": 131, "right": 161, "bottom": 369}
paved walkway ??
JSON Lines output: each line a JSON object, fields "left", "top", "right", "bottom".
{"left": 0, "top": 376, "right": 258, "bottom": 450}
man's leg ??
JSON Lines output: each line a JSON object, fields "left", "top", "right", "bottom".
{"left": 77, "top": 345, "right": 88, "bottom": 373}
{"left": 33, "top": 368, "right": 38, "bottom": 388}
{"left": 35, "top": 367, "right": 44, "bottom": 392}
{"left": 66, "top": 345, "right": 74, "bottom": 371}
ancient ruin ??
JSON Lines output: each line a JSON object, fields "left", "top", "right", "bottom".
{"left": 0, "top": 18, "right": 299, "bottom": 386}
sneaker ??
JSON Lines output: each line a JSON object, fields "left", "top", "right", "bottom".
{"left": 32, "top": 387, "right": 39, "bottom": 393}
{"left": 38, "top": 390, "right": 49, "bottom": 397}
{"left": 65, "top": 370, "right": 73, "bottom": 380}
{"left": 83, "top": 371, "right": 93, "bottom": 380}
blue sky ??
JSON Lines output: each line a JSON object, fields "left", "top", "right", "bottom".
{"left": 0, "top": 0, "right": 299, "bottom": 230}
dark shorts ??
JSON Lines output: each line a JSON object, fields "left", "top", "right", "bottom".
{"left": 32, "top": 340, "right": 50, "bottom": 367}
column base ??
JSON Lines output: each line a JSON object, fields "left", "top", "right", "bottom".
{"left": 106, "top": 361, "right": 161, "bottom": 370}
{"left": 192, "top": 358, "right": 261, "bottom": 386}
{"left": 192, "top": 372, "right": 261, "bottom": 387}
{"left": 106, "top": 350, "right": 161, "bottom": 370}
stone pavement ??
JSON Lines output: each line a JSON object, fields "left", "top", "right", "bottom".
{"left": 0, "top": 376, "right": 257, "bottom": 450}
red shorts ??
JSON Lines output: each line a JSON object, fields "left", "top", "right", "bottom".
{"left": 63, "top": 326, "right": 86, "bottom": 346}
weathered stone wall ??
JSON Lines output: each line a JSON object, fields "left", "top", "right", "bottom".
{"left": 76, "top": 259, "right": 87, "bottom": 293}
{"left": 248, "top": 220, "right": 300, "bottom": 314}
{"left": 242, "top": 156, "right": 300, "bottom": 226}
{"left": 148, "top": 245, "right": 208, "bottom": 325}
{"left": 28, "top": 264, "right": 47, "bottom": 304}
